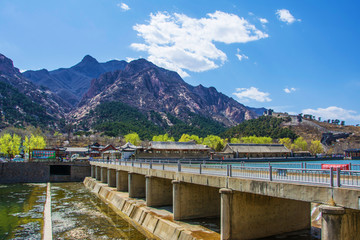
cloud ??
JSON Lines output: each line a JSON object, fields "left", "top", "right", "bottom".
{"left": 276, "top": 9, "right": 300, "bottom": 24}
{"left": 259, "top": 18, "right": 268, "bottom": 24}
{"left": 131, "top": 11, "right": 268, "bottom": 77}
{"left": 117, "top": 3, "right": 130, "bottom": 11}
{"left": 233, "top": 87, "right": 271, "bottom": 102}
{"left": 236, "top": 48, "right": 248, "bottom": 61}
{"left": 302, "top": 106, "right": 360, "bottom": 122}
{"left": 284, "top": 87, "right": 296, "bottom": 93}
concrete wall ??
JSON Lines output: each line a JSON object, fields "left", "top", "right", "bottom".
{"left": 173, "top": 181, "right": 220, "bottom": 220}
{"left": 107, "top": 169, "right": 116, "bottom": 187}
{"left": 146, "top": 176, "right": 172, "bottom": 207}
{"left": 129, "top": 172, "right": 146, "bottom": 198}
{"left": 0, "top": 162, "right": 90, "bottom": 183}
{"left": 224, "top": 190, "right": 310, "bottom": 239}
{"left": 116, "top": 170, "right": 128, "bottom": 192}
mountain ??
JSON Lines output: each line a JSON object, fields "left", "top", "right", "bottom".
{"left": 74, "top": 59, "right": 258, "bottom": 127}
{"left": 0, "top": 53, "right": 71, "bottom": 127}
{"left": 23, "top": 55, "right": 127, "bottom": 106}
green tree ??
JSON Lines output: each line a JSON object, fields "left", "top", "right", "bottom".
{"left": 0, "top": 133, "right": 21, "bottom": 157}
{"left": 230, "top": 137, "right": 241, "bottom": 143}
{"left": 0, "top": 134, "right": 12, "bottom": 157}
{"left": 279, "top": 138, "right": 292, "bottom": 149}
{"left": 152, "top": 134, "right": 175, "bottom": 142}
{"left": 203, "top": 135, "right": 224, "bottom": 151}
{"left": 124, "top": 132, "right": 141, "bottom": 145}
{"left": 23, "top": 135, "right": 47, "bottom": 154}
{"left": 309, "top": 140, "right": 323, "bottom": 155}
{"left": 178, "top": 134, "right": 202, "bottom": 143}
{"left": 292, "top": 137, "right": 308, "bottom": 151}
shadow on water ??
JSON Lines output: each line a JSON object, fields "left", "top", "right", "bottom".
{"left": 51, "top": 182, "right": 147, "bottom": 240}
{"left": 0, "top": 183, "right": 46, "bottom": 239}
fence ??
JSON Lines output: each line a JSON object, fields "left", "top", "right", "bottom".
{"left": 91, "top": 159, "right": 360, "bottom": 188}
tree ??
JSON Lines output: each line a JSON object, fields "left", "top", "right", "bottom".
{"left": 203, "top": 135, "right": 224, "bottom": 151}
{"left": 152, "top": 134, "right": 175, "bottom": 142}
{"left": 292, "top": 137, "right": 308, "bottom": 151}
{"left": 309, "top": 140, "right": 323, "bottom": 155}
{"left": 124, "top": 132, "right": 141, "bottom": 145}
{"left": 0, "top": 133, "right": 21, "bottom": 157}
{"left": 178, "top": 134, "right": 202, "bottom": 143}
{"left": 279, "top": 138, "right": 292, "bottom": 149}
{"left": 230, "top": 137, "right": 241, "bottom": 143}
{"left": 23, "top": 135, "right": 46, "bottom": 153}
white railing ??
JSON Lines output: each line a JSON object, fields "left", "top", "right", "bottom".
{"left": 90, "top": 159, "right": 360, "bottom": 188}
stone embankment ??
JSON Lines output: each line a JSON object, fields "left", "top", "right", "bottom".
{"left": 83, "top": 177, "right": 220, "bottom": 240}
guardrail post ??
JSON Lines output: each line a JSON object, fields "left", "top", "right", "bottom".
{"left": 349, "top": 163, "right": 352, "bottom": 170}
{"left": 131, "top": 160, "right": 134, "bottom": 167}
{"left": 269, "top": 166, "right": 273, "bottom": 181}
{"left": 226, "top": 164, "right": 230, "bottom": 176}
{"left": 178, "top": 161, "right": 181, "bottom": 172}
{"left": 162, "top": 163, "right": 165, "bottom": 170}
{"left": 140, "top": 162, "right": 142, "bottom": 168}
{"left": 150, "top": 160, "right": 153, "bottom": 169}
{"left": 229, "top": 165, "right": 232, "bottom": 177}
{"left": 199, "top": 163, "right": 202, "bottom": 174}
{"left": 330, "top": 167, "right": 334, "bottom": 187}
{"left": 336, "top": 168, "right": 341, "bottom": 187}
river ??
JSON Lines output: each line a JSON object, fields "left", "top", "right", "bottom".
{"left": 0, "top": 182, "right": 147, "bottom": 239}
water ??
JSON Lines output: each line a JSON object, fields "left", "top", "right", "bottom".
{"left": 0, "top": 183, "right": 46, "bottom": 239}
{"left": 0, "top": 182, "right": 147, "bottom": 240}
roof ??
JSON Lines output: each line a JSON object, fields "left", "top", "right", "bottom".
{"left": 65, "top": 147, "right": 89, "bottom": 152}
{"left": 121, "top": 142, "right": 143, "bottom": 150}
{"left": 224, "top": 143, "right": 291, "bottom": 153}
{"left": 149, "top": 141, "right": 210, "bottom": 150}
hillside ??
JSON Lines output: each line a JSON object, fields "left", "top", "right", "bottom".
{"left": 23, "top": 55, "right": 127, "bottom": 106}
{"left": 74, "top": 59, "right": 258, "bottom": 127}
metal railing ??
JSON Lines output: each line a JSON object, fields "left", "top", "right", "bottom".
{"left": 90, "top": 159, "right": 360, "bottom": 188}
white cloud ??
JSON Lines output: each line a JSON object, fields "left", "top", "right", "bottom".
{"left": 233, "top": 87, "right": 271, "bottom": 102}
{"left": 131, "top": 11, "right": 268, "bottom": 77}
{"left": 259, "top": 18, "right": 268, "bottom": 24}
{"left": 236, "top": 48, "right": 248, "bottom": 61}
{"left": 284, "top": 87, "right": 296, "bottom": 93}
{"left": 117, "top": 3, "right": 130, "bottom": 11}
{"left": 302, "top": 106, "right": 360, "bottom": 122}
{"left": 126, "top": 57, "right": 136, "bottom": 62}
{"left": 276, "top": 9, "right": 300, "bottom": 24}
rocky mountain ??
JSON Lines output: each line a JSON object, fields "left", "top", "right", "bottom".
{"left": 0, "top": 53, "right": 71, "bottom": 127}
{"left": 23, "top": 55, "right": 127, "bottom": 106}
{"left": 74, "top": 59, "right": 258, "bottom": 127}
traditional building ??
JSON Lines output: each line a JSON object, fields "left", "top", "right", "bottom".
{"left": 136, "top": 141, "right": 210, "bottom": 159}
{"left": 222, "top": 143, "right": 291, "bottom": 158}
{"left": 344, "top": 148, "right": 360, "bottom": 159}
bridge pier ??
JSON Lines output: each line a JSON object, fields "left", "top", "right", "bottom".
{"left": 220, "top": 188, "right": 310, "bottom": 240}
{"left": 101, "top": 167, "right": 108, "bottom": 183}
{"left": 172, "top": 180, "right": 220, "bottom": 220}
{"left": 320, "top": 205, "right": 360, "bottom": 240}
{"left": 107, "top": 169, "right": 116, "bottom": 187}
{"left": 95, "top": 166, "right": 101, "bottom": 181}
{"left": 91, "top": 165, "right": 95, "bottom": 178}
{"left": 116, "top": 170, "right": 128, "bottom": 192}
{"left": 146, "top": 176, "right": 172, "bottom": 207}
{"left": 128, "top": 172, "right": 146, "bottom": 198}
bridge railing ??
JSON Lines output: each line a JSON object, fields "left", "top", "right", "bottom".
{"left": 90, "top": 159, "right": 360, "bottom": 188}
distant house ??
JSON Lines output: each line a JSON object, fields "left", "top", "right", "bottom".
{"left": 136, "top": 141, "right": 210, "bottom": 159}
{"left": 120, "top": 142, "right": 143, "bottom": 159}
{"left": 344, "top": 149, "right": 360, "bottom": 159}
{"left": 222, "top": 143, "right": 291, "bottom": 158}
{"left": 65, "top": 147, "right": 89, "bottom": 158}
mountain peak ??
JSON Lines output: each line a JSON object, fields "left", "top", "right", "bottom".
{"left": 81, "top": 55, "right": 99, "bottom": 64}
{"left": 0, "top": 53, "right": 20, "bottom": 75}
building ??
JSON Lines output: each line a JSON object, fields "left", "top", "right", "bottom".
{"left": 120, "top": 142, "right": 143, "bottom": 159}
{"left": 222, "top": 143, "right": 291, "bottom": 158}
{"left": 136, "top": 141, "right": 210, "bottom": 159}
{"left": 344, "top": 149, "right": 360, "bottom": 159}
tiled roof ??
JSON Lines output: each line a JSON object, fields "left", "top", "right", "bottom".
{"left": 150, "top": 141, "right": 210, "bottom": 150}
{"left": 225, "top": 143, "right": 290, "bottom": 153}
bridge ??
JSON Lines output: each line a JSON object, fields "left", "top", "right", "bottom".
{"left": 89, "top": 160, "right": 360, "bottom": 240}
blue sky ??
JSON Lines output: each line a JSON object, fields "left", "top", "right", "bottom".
{"left": 1, "top": 0, "right": 360, "bottom": 124}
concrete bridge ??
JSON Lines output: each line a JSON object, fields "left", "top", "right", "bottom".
{"left": 90, "top": 160, "right": 360, "bottom": 240}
